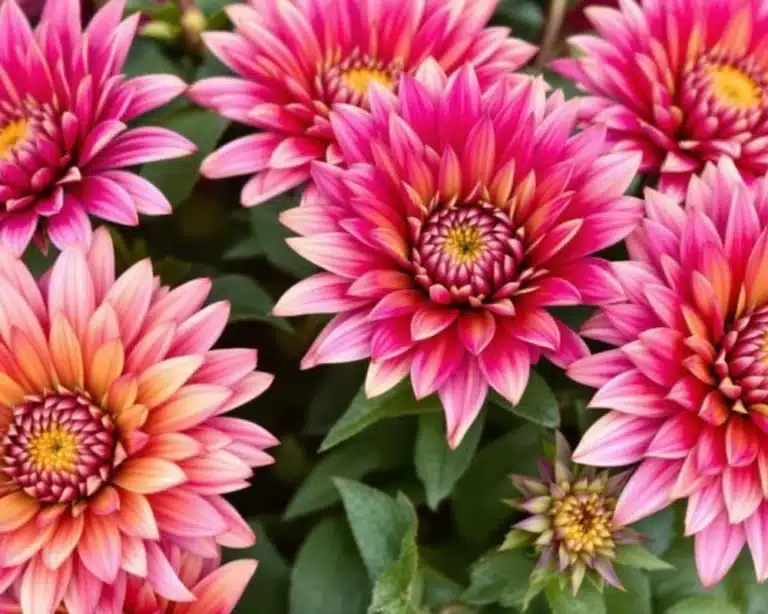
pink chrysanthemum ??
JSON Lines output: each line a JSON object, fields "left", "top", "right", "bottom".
{"left": 188, "top": 0, "right": 537, "bottom": 207}
{"left": 0, "top": 552, "right": 256, "bottom": 613}
{"left": 569, "top": 159, "right": 768, "bottom": 587}
{"left": 0, "top": 227, "right": 277, "bottom": 613}
{"left": 273, "top": 63, "right": 643, "bottom": 448}
{"left": 0, "top": 0, "right": 195, "bottom": 255}
{"left": 553, "top": 0, "right": 768, "bottom": 197}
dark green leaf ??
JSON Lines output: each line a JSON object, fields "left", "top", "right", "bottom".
{"left": 249, "top": 199, "right": 317, "bottom": 278}
{"left": 368, "top": 517, "right": 421, "bottom": 614}
{"left": 488, "top": 371, "right": 559, "bottom": 428}
{"left": 462, "top": 549, "right": 534, "bottom": 606}
{"left": 334, "top": 478, "right": 415, "bottom": 579}
{"left": 454, "top": 425, "right": 542, "bottom": 544}
{"left": 604, "top": 567, "right": 651, "bottom": 614}
{"left": 289, "top": 518, "right": 370, "bottom": 614}
{"left": 632, "top": 507, "right": 676, "bottom": 556}
{"left": 320, "top": 383, "right": 440, "bottom": 452}
{"left": 141, "top": 107, "right": 229, "bottom": 207}
{"left": 224, "top": 522, "right": 289, "bottom": 614}
{"left": 124, "top": 38, "right": 182, "bottom": 79}
{"left": 664, "top": 596, "right": 740, "bottom": 614}
{"left": 421, "top": 564, "right": 463, "bottom": 609}
{"left": 651, "top": 540, "right": 728, "bottom": 612}
{"left": 209, "top": 274, "right": 292, "bottom": 331}
{"left": 414, "top": 411, "right": 485, "bottom": 510}
{"left": 285, "top": 420, "right": 413, "bottom": 520}
{"left": 545, "top": 579, "right": 606, "bottom": 614}
{"left": 616, "top": 544, "right": 673, "bottom": 571}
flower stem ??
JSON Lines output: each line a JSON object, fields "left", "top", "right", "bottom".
{"left": 537, "top": 0, "right": 569, "bottom": 67}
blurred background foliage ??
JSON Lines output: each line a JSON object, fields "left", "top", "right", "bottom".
{"left": 25, "top": 0, "right": 766, "bottom": 612}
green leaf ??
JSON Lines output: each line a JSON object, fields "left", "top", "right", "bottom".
{"left": 604, "top": 567, "right": 651, "bottom": 614}
{"left": 334, "top": 478, "right": 415, "bottom": 579}
{"left": 414, "top": 411, "right": 485, "bottom": 510}
{"left": 462, "top": 549, "right": 534, "bottom": 606}
{"left": 616, "top": 544, "right": 673, "bottom": 571}
{"left": 289, "top": 518, "right": 370, "bottom": 614}
{"left": 488, "top": 371, "right": 559, "bottom": 428}
{"left": 140, "top": 107, "right": 229, "bottom": 207}
{"left": 665, "top": 596, "right": 740, "bottom": 614}
{"left": 223, "top": 522, "right": 289, "bottom": 614}
{"left": 368, "top": 518, "right": 421, "bottom": 614}
{"left": 249, "top": 199, "right": 317, "bottom": 278}
{"left": 453, "top": 425, "right": 542, "bottom": 544}
{"left": 284, "top": 420, "right": 413, "bottom": 520}
{"left": 631, "top": 507, "right": 676, "bottom": 556}
{"left": 499, "top": 529, "right": 534, "bottom": 551}
{"left": 320, "top": 383, "right": 441, "bottom": 452}
{"left": 421, "top": 564, "right": 463, "bottom": 609}
{"left": 124, "top": 38, "right": 183, "bottom": 78}
{"left": 209, "top": 274, "right": 292, "bottom": 331}
{"left": 651, "top": 540, "right": 728, "bottom": 612}
{"left": 544, "top": 579, "right": 606, "bottom": 614}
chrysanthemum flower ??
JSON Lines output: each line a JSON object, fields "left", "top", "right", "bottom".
{"left": 553, "top": 0, "right": 768, "bottom": 197}
{"left": 273, "top": 63, "right": 643, "bottom": 447}
{"left": 0, "top": 0, "right": 195, "bottom": 255}
{"left": 0, "top": 227, "right": 277, "bottom": 613}
{"left": 508, "top": 433, "right": 638, "bottom": 594}
{"left": 123, "top": 552, "right": 257, "bottom": 614}
{"left": 188, "top": 0, "right": 536, "bottom": 207}
{"left": 0, "top": 552, "right": 257, "bottom": 613}
{"left": 568, "top": 159, "right": 768, "bottom": 587}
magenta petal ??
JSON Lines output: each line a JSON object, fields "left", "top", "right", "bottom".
{"left": 613, "top": 458, "right": 682, "bottom": 526}
{"left": 574, "top": 412, "right": 660, "bottom": 467}
{"left": 438, "top": 357, "right": 489, "bottom": 449}
{"left": 694, "top": 512, "right": 745, "bottom": 588}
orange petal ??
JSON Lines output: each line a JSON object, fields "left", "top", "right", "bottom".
{"left": 176, "top": 560, "right": 258, "bottom": 614}
{"left": 117, "top": 490, "right": 159, "bottom": 540}
{"left": 137, "top": 355, "right": 203, "bottom": 408}
{"left": 11, "top": 328, "right": 54, "bottom": 393}
{"left": 145, "top": 385, "right": 231, "bottom": 435}
{"left": 42, "top": 514, "right": 84, "bottom": 570}
{"left": 49, "top": 315, "right": 84, "bottom": 390}
{"left": 105, "top": 374, "right": 138, "bottom": 414}
{"left": 87, "top": 340, "right": 125, "bottom": 401}
{"left": 0, "top": 491, "right": 39, "bottom": 533}
{"left": 0, "top": 372, "right": 25, "bottom": 408}
{"left": 114, "top": 458, "right": 187, "bottom": 494}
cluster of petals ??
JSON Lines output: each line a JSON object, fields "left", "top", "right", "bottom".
{"left": 0, "top": 551, "right": 256, "bottom": 614}
{"left": 274, "top": 62, "right": 643, "bottom": 447}
{"left": 0, "top": 0, "right": 195, "bottom": 255}
{"left": 570, "top": 159, "right": 768, "bottom": 587}
{"left": 189, "top": 0, "right": 536, "bottom": 206}
{"left": 0, "top": 227, "right": 277, "bottom": 613}
{"left": 554, "top": 0, "right": 768, "bottom": 197}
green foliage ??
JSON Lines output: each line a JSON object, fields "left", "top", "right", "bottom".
{"left": 320, "top": 384, "right": 441, "bottom": 452}
{"left": 488, "top": 370, "right": 560, "bottom": 428}
{"left": 414, "top": 412, "right": 486, "bottom": 510}
{"left": 289, "top": 518, "right": 370, "bottom": 614}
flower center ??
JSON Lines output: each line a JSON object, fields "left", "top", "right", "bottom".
{"left": 412, "top": 203, "right": 524, "bottom": 305}
{"left": 0, "top": 119, "right": 28, "bottom": 160}
{"left": 2, "top": 392, "right": 117, "bottom": 504}
{"left": 708, "top": 64, "right": 762, "bottom": 109}
{"left": 342, "top": 67, "right": 395, "bottom": 96}
{"left": 320, "top": 51, "right": 402, "bottom": 107}
{"left": 551, "top": 492, "right": 614, "bottom": 556}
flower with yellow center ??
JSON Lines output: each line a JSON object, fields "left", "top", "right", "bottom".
{"left": 342, "top": 66, "right": 396, "bottom": 97}
{"left": 708, "top": 64, "right": 762, "bottom": 110}
{"left": 0, "top": 119, "right": 28, "bottom": 160}
{"left": 506, "top": 433, "right": 640, "bottom": 595}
